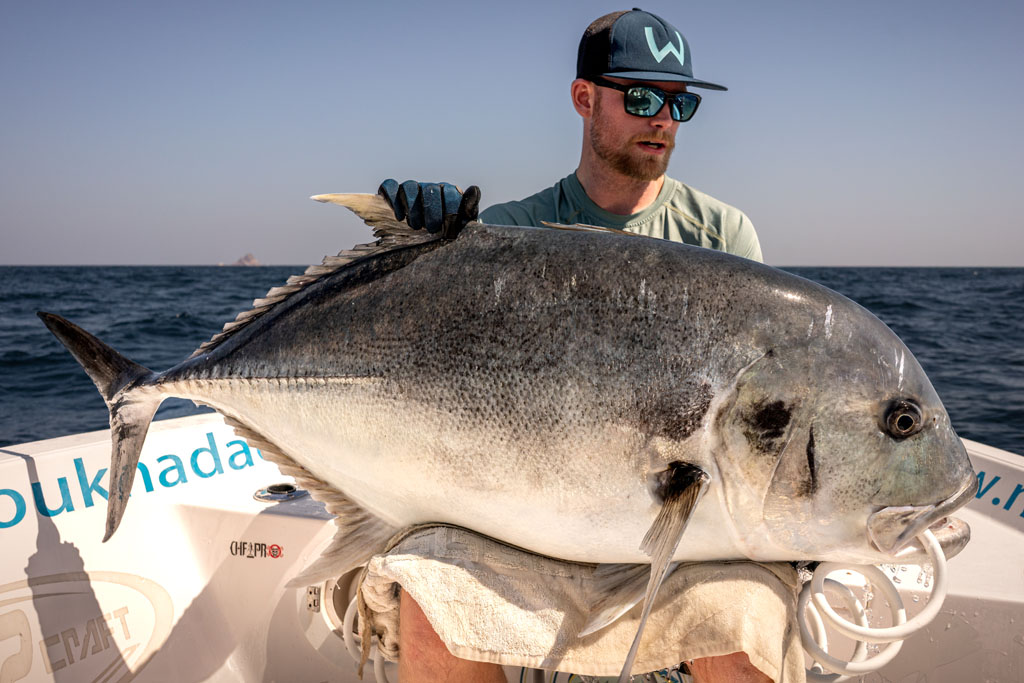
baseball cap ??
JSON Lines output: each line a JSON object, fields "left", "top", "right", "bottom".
{"left": 576, "top": 8, "right": 727, "bottom": 91}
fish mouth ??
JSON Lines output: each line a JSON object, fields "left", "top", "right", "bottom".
{"left": 885, "top": 515, "right": 971, "bottom": 562}
{"left": 867, "top": 475, "right": 979, "bottom": 561}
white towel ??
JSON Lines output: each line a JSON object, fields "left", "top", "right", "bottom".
{"left": 359, "top": 525, "right": 806, "bottom": 682}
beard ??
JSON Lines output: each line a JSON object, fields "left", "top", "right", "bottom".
{"left": 590, "top": 91, "right": 676, "bottom": 182}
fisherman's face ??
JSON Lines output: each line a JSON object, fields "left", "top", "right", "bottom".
{"left": 589, "top": 77, "right": 683, "bottom": 182}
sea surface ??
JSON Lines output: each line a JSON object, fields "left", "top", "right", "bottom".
{"left": 1, "top": 266, "right": 1021, "bottom": 454}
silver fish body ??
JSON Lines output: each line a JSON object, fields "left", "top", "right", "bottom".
{"left": 40, "top": 206, "right": 977, "bottom": 574}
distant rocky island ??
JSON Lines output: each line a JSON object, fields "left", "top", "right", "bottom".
{"left": 220, "top": 253, "right": 261, "bottom": 266}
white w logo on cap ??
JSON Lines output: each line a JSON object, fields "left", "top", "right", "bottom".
{"left": 644, "top": 27, "right": 685, "bottom": 66}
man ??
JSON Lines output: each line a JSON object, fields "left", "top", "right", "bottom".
{"left": 380, "top": 9, "right": 778, "bottom": 683}
{"left": 383, "top": 8, "right": 761, "bottom": 264}
{"left": 479, "top": 9, "right": 761, "bottom": 263}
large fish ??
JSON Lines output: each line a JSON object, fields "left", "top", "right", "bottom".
{"left": 40, "top": 193, "right": 977, "bottom": 678}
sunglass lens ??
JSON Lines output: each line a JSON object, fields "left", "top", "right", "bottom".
{"left": 670, "top": 94, "right": 699, "bottom": 122}
{"left": 624, "top": 88, "right": 663, "bottom": 117}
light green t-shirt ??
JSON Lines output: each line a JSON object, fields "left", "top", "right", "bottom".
{"left": 479, "top": 173, "right": 763, "bottom": 263}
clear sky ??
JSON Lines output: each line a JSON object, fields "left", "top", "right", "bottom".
{"left": 2, "top": 0, "right": 1022, "bottom": 266}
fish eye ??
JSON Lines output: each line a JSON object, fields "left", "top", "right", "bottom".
{"left": 883, "top": 399, "right": 923, "bottom": 439}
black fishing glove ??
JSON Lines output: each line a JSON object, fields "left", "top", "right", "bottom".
{"left": 378, "top": 179, "right": 480, "bottom": 239}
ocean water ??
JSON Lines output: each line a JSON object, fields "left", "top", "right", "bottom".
{"left": 1, "top": 266, "right": 1021, "bottom": 454}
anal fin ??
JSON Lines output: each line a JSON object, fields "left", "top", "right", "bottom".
{"left": 580, "top": 562, "right": 677, "bottom": 637}
{"left": 220, "top": 416, "right": 398, "bottom": 586}
{"left": 617, "top": 462, "right": 709, "bottom": 683}
{"left": 287, "top": 496, "right": 397, "bottom": 587}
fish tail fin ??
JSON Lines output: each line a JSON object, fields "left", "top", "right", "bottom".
{"left": 37, "top": 312, "right": 162, "bottom": 541}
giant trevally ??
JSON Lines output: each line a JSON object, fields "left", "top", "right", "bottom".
{"left": 40, "top": 192, "right": 977, "bottom": 678}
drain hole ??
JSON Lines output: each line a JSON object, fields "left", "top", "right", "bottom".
{"left": 254, "top": 482, "right": 309, "bottom": 503}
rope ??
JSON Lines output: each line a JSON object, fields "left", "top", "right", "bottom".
{"left": 343, "top": 595, "right": 392, "bottom": 683}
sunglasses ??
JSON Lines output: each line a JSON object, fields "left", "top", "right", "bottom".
{"left": 589, "top": 76, "right": 701, "bottom": 123}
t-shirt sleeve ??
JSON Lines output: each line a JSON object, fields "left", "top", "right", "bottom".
{"left": 730, "top": 212, "right": 764, "bottom": 263}
{"left": 479, "top": 203, "right": 517, "bottom": 225}
{"left": 479, "top": 202, "right": 539, "bottom": 227}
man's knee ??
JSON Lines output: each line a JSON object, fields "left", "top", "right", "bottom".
{"left": 397, "top": 589, "right": 507, "bottom": 683}
{"left": 688, "top": 652, "right": 774, "bottom": 683}
{"left": 398, "top": 589, "right": 451, "bottom": 671}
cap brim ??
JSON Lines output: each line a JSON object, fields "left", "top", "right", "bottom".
{"left": 601, "top": 70, "right": 727, "bottom": 91}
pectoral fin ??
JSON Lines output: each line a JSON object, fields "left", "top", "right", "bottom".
{"left": 617, "top": 462, "right": 709, "bottom": 683}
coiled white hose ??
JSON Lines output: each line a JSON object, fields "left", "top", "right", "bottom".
{"left": 800, "top": 528, "right": 948, "bottom": 680}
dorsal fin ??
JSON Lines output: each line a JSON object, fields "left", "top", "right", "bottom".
{"left": 190, "top": 193, "right": 441, "bottom": 359}
{"left": 313, "top": 193, "right": 448, "bottom": 248}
